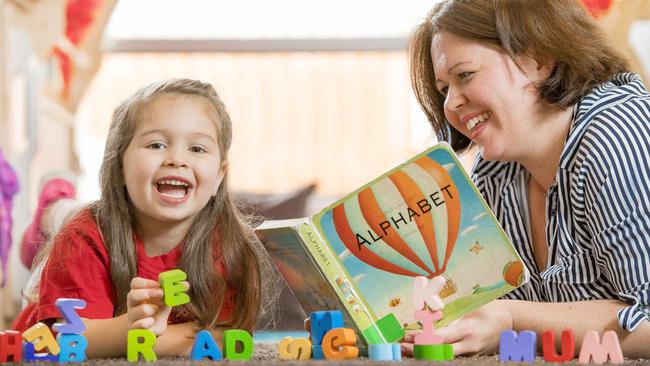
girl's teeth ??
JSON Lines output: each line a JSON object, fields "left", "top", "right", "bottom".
{"left": 160, "top": 192, "right": 185, "bottom": 199}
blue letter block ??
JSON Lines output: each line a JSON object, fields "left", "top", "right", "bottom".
{"left": 500, "top": 330, "right": 537, "bottom": 362}
{"left": 190, "top": 330, "right": 222, "bottom": 361}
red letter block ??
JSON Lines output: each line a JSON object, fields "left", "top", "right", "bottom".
{"left": 542, "top": 329, "right": 575, "bottom": 362}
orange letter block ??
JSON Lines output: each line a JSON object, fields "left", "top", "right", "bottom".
{"left": 322, "top": 328, "right": 358, "bottom": 360}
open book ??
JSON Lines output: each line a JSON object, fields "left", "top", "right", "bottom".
{"left": 256, "top": 142, "right": 528, "bottom": 347}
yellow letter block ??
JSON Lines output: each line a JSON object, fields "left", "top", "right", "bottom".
{"left": 278, "top": 337, "right": 312, "bottom": 360}
{"left": 22, "top": 323, "right": 60, "bottom": 355}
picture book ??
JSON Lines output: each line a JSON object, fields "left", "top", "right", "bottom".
{"left": 256, "top": 142, "right": 529, "bottom": 348}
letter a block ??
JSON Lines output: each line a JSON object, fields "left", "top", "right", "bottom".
{"left": 0, "top": 331, "right": 22, "bottom": 363}
{"left": 578, "top": 330, "right": 624, "bottom": 364}
{"left": 542, "top": 329, "right": 575, "bottom": 363}
{"left": 22, "top": 322, "right": 61, "bottom": 355}
{"left": 127, "top": 329, "right": 157, "bottom": 362}
{"left": 322, "top": 328, "right": 359, "bottom": 360}
{"left": 368, "top": 343, "right": 402, "bottom": 361}
{"left": 58, "top": 334, "right": 88, "bottom": 363}
{"left": 278, "top": 337, "right": 312, "bottom": 360}
{"left": 53, "top": 298, "right": 87, "bottom": 334}
{"left": 499, "top": 330, "right": 536, "bottom": 362}
{"left": 159, "top": 269, "right": 190, "bottom": 306}
{"left": 190, "top": 330, "right": 222, "bottom": 361}
{"left": 223, "top": 329, "right": 253, "bottom": 360}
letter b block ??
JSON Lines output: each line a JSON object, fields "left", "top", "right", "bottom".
{"left": 158, "top": 269, "right": 190, "bottom": 307}
{"left": 58, "top": 334, "right": 88, "bottom": 363}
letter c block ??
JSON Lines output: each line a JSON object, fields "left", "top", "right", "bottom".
{"left": 158, "top": 269, "right": 190, "bottom": 307}
{"left": 322, "top": 328, "right": 359, "bottom": 360}
{"left": 278, "top": 337, "right": 312, "bottom": 360}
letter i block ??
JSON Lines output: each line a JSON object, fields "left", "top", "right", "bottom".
{"left": 322, "top": 328, "right": 359, "bottom": 360}
{"left": 127, "top": 329, "right": 157, "bottom": 362}
{"left": 499, "top": 330, "right": 537, "bottom": 362}
{"left": 0, "top": 331, "right": 23, "bottom": 363}
{"left": 190, "top": 330, "right": 222, "bottom": 361}
{"left": 310, "top": 310, "right": 344, "bottom": 346}
{"left": 53, "top": 298, "right": 87, "bottom": 334}
{"left": 158, "top": 269, "right": 190, "bottom": 306}
{"left": 278, "top": 337, "right": 312, "bottom": 360}
{"left": 368, "top": 343, "right": 402, "bottom": 361}
{"left": 223, "top": 329, "right": 253, "bottom": 360}
{"left": 23, "top": 342, "right": 59, "bottom": 362}
{"left": 57, "top": 334, "right": 88, "bottom": 363}
{"left": 578, "top": 330, "right": 624, "bottom": 365}
{"left": 542, "top": 329, "right": 575, "bottom": 362}
{"left": 413, "top": 344, "right": 453, "bottom": 361}
{"left": 22, "top": 322, "right": 61, "bottom": 355}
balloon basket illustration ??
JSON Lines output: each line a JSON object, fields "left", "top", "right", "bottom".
{"left": 503, "top": 261, "right": 525, "bottom": 287}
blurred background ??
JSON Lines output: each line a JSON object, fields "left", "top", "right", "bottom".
{"left": 1, "top": 0, "right": 649, "bottom": 330}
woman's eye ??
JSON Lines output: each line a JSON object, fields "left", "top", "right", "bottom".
{"left": 190, "top": 146, "right": 207, "bottom": 153}
{"left": 458, "top": 71, "right": 473, "bottom": 79}
{"left": 439, "top": 86, "right": 449, "bottom": 96}
{"left": 148, "top": 142, "right": 165, "bottom": 150}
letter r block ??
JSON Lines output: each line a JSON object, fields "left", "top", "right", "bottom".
{"left": 158, "top": 269, "right": 190, "bottom": 307}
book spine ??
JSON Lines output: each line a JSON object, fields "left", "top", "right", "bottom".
{"left": 298, "top": 222, "right": 389, "bottom": 345}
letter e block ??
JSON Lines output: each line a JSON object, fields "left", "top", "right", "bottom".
{"left": 158, "top": 269, "right": 190, "bottom": 306}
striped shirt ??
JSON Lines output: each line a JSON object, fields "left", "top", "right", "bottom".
{"left": 472, "top": 73, "right": 650, "bottom": 331}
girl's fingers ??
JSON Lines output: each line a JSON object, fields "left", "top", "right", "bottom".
{"left": 127, "top": 288, "right": 164, "bottom": 306}
{"left": 437, "top": 323, "right": 465, "bottom": 344}
{"left": 130, "top": 317, "right": 155, "bottom": 330}
{"left": 129, "top": 303, "right": 158, "bottom": 320}
{"left": 130, "top": 277, "right": 162, "bottom": 290}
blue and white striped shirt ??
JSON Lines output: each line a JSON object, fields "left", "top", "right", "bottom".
{"left": 472, "top": 73, "right": 650, "bottom": 331}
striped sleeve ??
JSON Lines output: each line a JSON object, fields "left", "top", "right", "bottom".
{"left": 580, "top": 98, "right": 650, "bottom": 331}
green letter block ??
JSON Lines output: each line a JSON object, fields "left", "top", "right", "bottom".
{"left": 127, "top": 329, "right": 157, "bottom": 362}
{"left": 158, "top": 269, "right": 190, "bottom": 307}
{"left": 223, "top": 330, "right": 253, "bottom": 360}
{"left": 413, "top": 344, "right": 454, "bottom": 361}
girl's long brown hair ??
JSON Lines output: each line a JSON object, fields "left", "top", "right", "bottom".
{"left": 409, "top": 0, "right": 628, "bottom": 153}
{"left": 34, "top": 79, "right": 278, "bottom": 331}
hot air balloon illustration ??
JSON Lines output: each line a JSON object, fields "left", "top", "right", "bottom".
{"left": 503, "top": 261, "right": 525, "bottom": 287}
{"left": 332, "top": 155, "right": 460, "bottom": 281}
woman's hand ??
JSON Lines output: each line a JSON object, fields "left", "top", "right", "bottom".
{"left": 126, "top": 277, "right": 174, "bottom": 336}
{"left": 401, "top": 299, "right": 514, "bottom": 356}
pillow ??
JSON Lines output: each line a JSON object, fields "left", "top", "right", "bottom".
{"left": 236, "top": 184, "right": 316, "bottom": 220}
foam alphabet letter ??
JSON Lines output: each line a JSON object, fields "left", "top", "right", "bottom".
{"left": 223, "top": 329, "right": 253, "bottom": 360}
{"left": 158, "top": 269, "right": 190, "bottom": 306}
{"left": 578, "top": 330, "right": 624, "bottom": 365}
{"left": 127, "top": 329, "right": 157, "bottom": 362}
{"left": 542, "top": 329, "right": 575, "bottom": 362}
{"left": 22, "top": 322, "right": 61, "bottom": 355}
{"left": 58, "top": 334, "right": 88, "bottom": 363}
{"left": 322, "top": 328, "right": 359, "bottom": 360}
{"left": 278, "top": 337, "right": 312, "bottom": 360}
{"left": 413, "top": 276, "right": 445, "bottom": 310}
{"left": 53, "top": 298, "right": 87, "bottom": 334}
{"left": 190, "top": 330, "right": 222, "bottom": 361}
{"left": 368, "top": 343, "right": 402, "bottom": 361}
{"left": 22, "top": 342, "right": 59, "bottom": 362}
{"left": 0, "top": 331, "right": 22, "bottom": 363}
{"left": 499, "top": 330, "right": 537, "bottom": 362}
{"left": 414, "top": 309, "right": 443, "bottom": 345}
{"left": 310, "top": 310, "right": 344, "bottom": 346}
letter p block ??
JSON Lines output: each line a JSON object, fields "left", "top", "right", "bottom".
{"left": 158, "top": 269, "right": 190, "bottom": 307}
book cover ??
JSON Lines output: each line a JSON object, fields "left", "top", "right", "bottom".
{"left": 257, "top": 142, "right": 529, "bottom": 347}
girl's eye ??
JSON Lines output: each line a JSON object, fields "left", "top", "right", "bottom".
{"left": 190, "top": 146, "right": 207, "bottom": 153}
{"left": 148, "top": 142, "right": 165, "bottom": 150}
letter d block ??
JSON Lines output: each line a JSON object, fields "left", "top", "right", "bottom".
{"left": 0, "top": 331, "right": 22, "bottom": 363}
{"left": 499, "top": 330, "right": 536, "bottom": 362}
{"left": 159, "top": 269, "right": 190, "bottom": 306}
{"left": 223, "top": 329, "right": 253, "bottom": 360}
{"left": 58, "top": 334, "right": 88, "bottom": 363}
{"left": 322, "top": 328, "right": 359, "bottom": 360}
{"left": 22, "top": 322, "right": 61, "bottom": 355}
{"left": 278, "top": 337, "right": 312, "bottom": 360}
{"left": 127, "top": 329, "right": 157, "bottom": 362}
{"left": 190, "top": 330, "right": 222, "bottom": 361}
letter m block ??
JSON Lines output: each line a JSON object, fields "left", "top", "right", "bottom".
{"left": 499, "top": 330, "right": 537, "bottom": 362}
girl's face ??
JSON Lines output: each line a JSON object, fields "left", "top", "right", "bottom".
{"left": 122, "top": 95, "right": 226, "bottom": 230}
{"left": 431, "top": 31, "right": 548, "bottom": 162}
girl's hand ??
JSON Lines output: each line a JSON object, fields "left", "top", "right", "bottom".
{"left": 126, "top": 277, "right": 172, "bottom": 336}
{"left": 401, "top": 300, "right": 513, "bottom": 356}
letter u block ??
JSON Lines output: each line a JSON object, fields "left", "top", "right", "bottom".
{"left": 499, "top": 330, "right": 537, "bottom": 362}
{"left": 542, "top": 329, "right": 575, "bottom": 362}
{"left": 158, "top": 269, "right": 190, "bottom": 306}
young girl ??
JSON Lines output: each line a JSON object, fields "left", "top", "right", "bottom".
{"left": 406, "top": 0, "right": 650, "bottom": 358}
{"left": 12, "top": 79, "right": 278, "bottom": 358}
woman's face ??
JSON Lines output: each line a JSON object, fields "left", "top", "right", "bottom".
{"left": 431, "top": 31, "right": 549, "bottom": 162}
